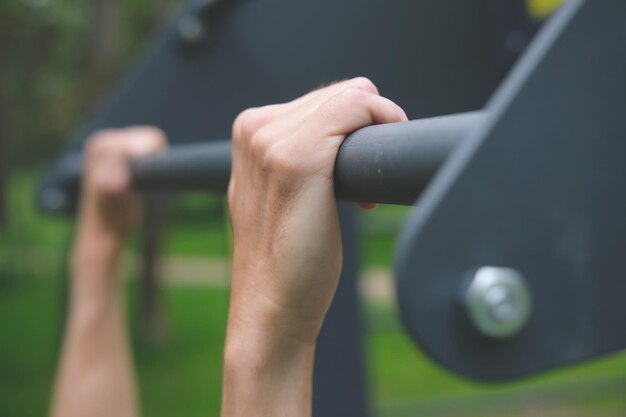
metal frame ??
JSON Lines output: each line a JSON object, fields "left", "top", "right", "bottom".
{"left": 396, "top": 0, "right": 626, "bottom": 381}
{"left": 39, "top": 1, "right": 523, "bottom": 415}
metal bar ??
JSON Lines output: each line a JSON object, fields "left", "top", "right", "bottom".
{"left": 131, "top": 111, "right": 485, "bottom": 205}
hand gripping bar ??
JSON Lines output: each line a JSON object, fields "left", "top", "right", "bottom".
{"left": 131, "top": 111, "right": 485, "bottom": 205}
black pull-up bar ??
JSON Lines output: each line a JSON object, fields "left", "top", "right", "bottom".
{"left": 131, "top": 111, "right": 485, "bottom": 205}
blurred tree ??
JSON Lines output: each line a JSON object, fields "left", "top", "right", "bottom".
{"left": 0, "top": 0, "right": 181, "bottom": 169}
{"left": 87, "top": 0, "right": 127, "bottom": 105}
{"left": 0, "top": 0, "right": 182, "bottom": 337}
{"left": 0, "top": 0, "right": 89, "bottom": 166}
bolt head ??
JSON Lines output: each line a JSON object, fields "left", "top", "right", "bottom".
{"left": 40, "top": 187, "right": 67, "bottom": 212}
{"left": 178, "top": 15, "right": 205, "bottom": 44}
{"left": 465, "top": 267, "right": 532, "bottom": 338}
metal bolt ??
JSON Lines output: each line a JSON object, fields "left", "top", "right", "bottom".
{"left": 178, "top": 14, "right": 205, "bottom": 44}
{"left": 40, "top": 187, "right": 67, "bottom": 212}
{"left": 465, "top": 267, "right": 532, "bottom": 338}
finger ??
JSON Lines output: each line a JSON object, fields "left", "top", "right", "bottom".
{"left": 256, "top": 78, "right": 383, "bottom": 145}
{"left": 290, "top": 77, "right": 379, "bottom": 110}
{"left": 121, "top": 126, "right": 168, "bottom": 158}
{"left": 83, "top": 127, "right": 167, "bottom": 196}
{"left": 281, "top": 77, "right": 380, "bottom": 124}
{"left": 86, "top": 144, "right": 131, "bottom": 195}
{"left": 232, "top": 78, "right": 380, "bottom": 146}
{"left": 303, "top": 89, "right": 407, "bottom": 140}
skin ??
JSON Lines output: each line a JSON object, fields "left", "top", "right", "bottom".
{"left": 48, "top": 77, "right": 406, "bottom": 417}
{"left": 50, "top": 127, "right": 166, "bottom": 417}
{"left": 222, "top": 77, "right": 407, "bottom": 417}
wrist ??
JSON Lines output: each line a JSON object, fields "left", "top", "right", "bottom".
{"left": 229, "top": 257, "right": 333, "bottom": 346}
{"left": 70, "top": 238, "right": 123, "bottom": 273}
{"left": 228, "top": 288, "right": 325, "bottom": 348}
{"left": 69, "top": 229, "right": 125, "bottom": 312}
{"left": 72, "top": 212, "right": 127, "bottom": 266}
{"left": 224, "top": 327, "right": 315, "bottom": 372}
{"left": 223, "top": 322, "right": 315, "bottom": 416}
{"left": 225, "top": 307, "right": 318, "bottom": 355}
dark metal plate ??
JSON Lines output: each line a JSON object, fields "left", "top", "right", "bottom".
{"left": 396, "top": 0, "right": 626, "bottom": 381}
{"left": 38, "top": 0, "right": 518, "bottom": 215}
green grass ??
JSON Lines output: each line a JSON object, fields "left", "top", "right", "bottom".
{"left": 0, "top": 278, "right": 625, "bottom": 417}
{"left": 130, "top": 283, "right": 229, "bottom": 417}
{"left": 0, "top": 277, "right": 229, "bottom": 417}
{"left": 0, "top": 278, "right": 60, "bottom": 416}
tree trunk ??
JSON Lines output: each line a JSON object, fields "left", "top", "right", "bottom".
{"left": 86, "top": 0, "right": 126, "bottom": 105}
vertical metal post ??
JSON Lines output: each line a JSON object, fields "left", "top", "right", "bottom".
{"left": 139, "top": 195, "right": 167, "bottom": 344}
{"left": 313, "top": 203, "right": 369, "bottom": 417}
{"left": 0, "top": 102, "right": 9, "bottom": 230}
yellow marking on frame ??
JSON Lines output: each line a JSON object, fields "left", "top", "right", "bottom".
{"left": 527, "top": 0, "right": 566, "bottom": 20}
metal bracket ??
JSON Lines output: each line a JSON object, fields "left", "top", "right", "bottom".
{"left": 396, "top": 0, "right": 626, "bottom": 381}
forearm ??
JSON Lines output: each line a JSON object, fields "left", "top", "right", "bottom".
{"left": 221, "top": 275, "right": 323, "bottom": 417}
{"left": 49, "top": 127, "right": 166, "bottom": 417}
{"left": 50, "top": 236, "right": 139, "bottom": 417}
{"left": 222, "top": 79, "right": 406, "bottom": 417}
{"left": 222, "top": 320, "right": 316, "bottom": 417}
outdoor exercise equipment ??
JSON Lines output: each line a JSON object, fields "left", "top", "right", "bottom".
{"left": 131, "top": 112, "right": 486, "bottom": 206}
{"left": 40, "top": 1, "right": 526, "bottom": 414}
{"left": 38, "top": 0, "right": 625, "bottom": 415}
{"left": 129, "top": 0, "right": 626, "bottom": 380}
{"left": 49, "top": 111, "right": 484, "bottom": 206}
{"left": 396, "top": 0, "right": 626, "bottom": 381}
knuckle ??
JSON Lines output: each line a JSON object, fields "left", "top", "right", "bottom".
{"left": 340, "top": 86, "right": 369, "bottom": 103}
{"left": 322, "top": 87, "right": 368, "bottom": 113}
{"left": 85, "top": 131, "right": 116, "bottom": 157}
{"left": 140, "top": 126, "right": 167, "bottom": 143}
{"left": 350, "top": 77, "right": 378, "bottom": 94}
{"left": 233, "top": 108, "right": 254, "bottom": 133}
{"left": 234, "top": 107, "right": 269, "bottom": 142}
{"left": 249, "top": 127, "right": 274, "bottom": 156}
{"left": 127, "top": 126, "right": 168, "bottom": 152}
{"left": 232, "top": 108, "right": 254, "bottom": 144}
{"left": 263, "top": 142, "right": 298, "bottom": 176}
{"left": 143, "top": 128, "right": 168, "bottom": 151}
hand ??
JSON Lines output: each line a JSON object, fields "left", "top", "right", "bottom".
{"left": 223, "top": 78, "right": 407, "bottom": 417}
{"left": 227, "top": 78, "right": 407, "bottom": 346}
{"left": 74, "top": 127, "right": 167, "bottom": 257}
{"left": 51, "top": 127, "right": 167, "bottom": 417}
{"left": 70, "top": 126, "right": 167, "bottom": 304}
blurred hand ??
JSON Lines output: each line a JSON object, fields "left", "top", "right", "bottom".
{"left": 227, "top": 78, "right": 407, "bottom": 346}
{"left": 52, "top": 127, "right": 166, "bottom": 417}
{"left": 76, "top": 127, "right": 167, "bottom": 253}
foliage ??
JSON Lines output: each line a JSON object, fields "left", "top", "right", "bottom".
{"left": 0, "top": 0, "right": 182, "bottom": 168}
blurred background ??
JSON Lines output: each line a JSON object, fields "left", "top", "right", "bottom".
{"left": 0, "top": 0, "right": 624, "bottom": 416}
